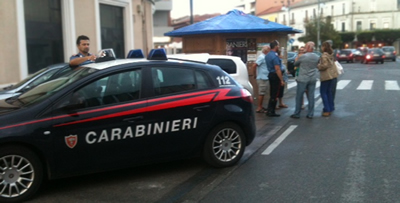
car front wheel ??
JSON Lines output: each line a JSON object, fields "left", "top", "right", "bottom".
{"left": 0, "top": 146, "right": 43, "bottom": 203}
{"left": 203, "top": 122, "right": 246, "bottom": 168}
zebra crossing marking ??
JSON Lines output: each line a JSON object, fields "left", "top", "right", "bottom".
{"left": 385, "top": 80, "right": 400, "bottom": 90}
{"left": 288, "top": 80, "right": 400, "bottom": 91}
{"left": 356, "top": 80, "right": 373, "bottom": 90}
{"left": 337, "top": 80, "right": 351, "bottom": 89}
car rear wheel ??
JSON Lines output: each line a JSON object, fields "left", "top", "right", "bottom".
{"left": 0, "top": 146, "right": 43, "bottom": 203}
{"left": 203, "top": 122, "right": 246, "bottom": 168}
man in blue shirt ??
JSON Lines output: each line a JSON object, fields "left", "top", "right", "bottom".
{"left": 265, "top": 40, "right": 285, "bottom": 117}
{"left": 70, "top": 35, "right": 96, "bottom": 67}
{"left": 252, "top": 45, "right": 270, "bottom": 113}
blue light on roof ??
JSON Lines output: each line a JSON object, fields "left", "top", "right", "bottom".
{"left": 147, "top": 48, "right": 167, "bottom": 60}
{"left": 127, "top": 49, "right": 145, "bottom": 59}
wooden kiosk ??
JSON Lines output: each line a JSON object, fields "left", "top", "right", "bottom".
{"left": 165, "top": 10, "right": 302, "bottom": 97}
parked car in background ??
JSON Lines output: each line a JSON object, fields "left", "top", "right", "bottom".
{"left": 337, "top": 49, "right": 356, "bottom": 63}
{"left": 381, "top": 46, "right": 397, "bottom": 61}
{"left": 360, "top": 48, "right": 385, "bottom": 64}
{"left": 0, "top": 63, "right": 71, "bottom": 100}
{"left": 353, "top": 47, "right": 369, "bottom": 62}
{"left": 287, "top": 51, "right": 297, "bottom": 77}
{"left": 168, "top": 54, "right": 254, "bottom": 96}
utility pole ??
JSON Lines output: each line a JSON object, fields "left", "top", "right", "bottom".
{"left": 190, "top": 0, "right": 194, "bottom": 24}
{"left": 317, "top": 0, "right": 321, "bottom": 51}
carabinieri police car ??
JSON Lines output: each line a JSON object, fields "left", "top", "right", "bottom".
{"left": 0, "top": 49, "right": 255, "bottom": 202}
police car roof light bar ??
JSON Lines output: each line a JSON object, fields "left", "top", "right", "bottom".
{"left": 147, "top": 48, "right": 167, "bottom": 60}
{"left": 127, "top": 49, "right": 145, "bottom": 59}
{"left": 95, "top": 48, "right": 116, "bottom": 63}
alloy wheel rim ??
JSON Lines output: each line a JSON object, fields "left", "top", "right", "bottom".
{"left": 0, "top": 155, "right": 34, "bottom": 198}
{"left": 212, "top": 128, "right": 242, "bottom": 162}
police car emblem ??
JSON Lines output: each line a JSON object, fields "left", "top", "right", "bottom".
{"left": 65, "top": 135, "right": 78, "bottom": 148}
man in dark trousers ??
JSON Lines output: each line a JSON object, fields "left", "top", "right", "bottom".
{"left": 265, "top": 40, "right": 285, "bottom": 117}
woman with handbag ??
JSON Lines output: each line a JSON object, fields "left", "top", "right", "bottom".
{"left": 317, "top": 41, "right": 338, "bottom": 117}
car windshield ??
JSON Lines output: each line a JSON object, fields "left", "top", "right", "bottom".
{"left": 9, "top": 67, "right": 98, "bottom": 107}
{"left": 11, "top": 68, "right": 49, "bottom": 89}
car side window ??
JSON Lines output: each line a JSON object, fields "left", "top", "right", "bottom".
{"left": 56, "top": 69, "right": 142, "bottom": 111}
{"left": 102, "top": 70, "right": 142, "bottom": 105}
{"left": 207, "top": 59, "right": 237, "bottom": 74}
{"left": 152, "top": 67, "right": 209, "bottom": 96}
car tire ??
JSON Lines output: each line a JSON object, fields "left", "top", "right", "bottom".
{"left": 0, "top": 145, "right": 44, "bottom": 203}
{"left": 381, "top": 60, "right": 384, "bottom": 64}
{"left": 392, "top": 58, "right": 396, "bottom": 62}
{"left": 203, "top": 122, "right": 246, "bottom": 168}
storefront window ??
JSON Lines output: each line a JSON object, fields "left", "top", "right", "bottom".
{"left": 24, "top": 0, "right": 64, "bottom": 74}
{"left": 100, "top": 4, "right": 125, "bottom": 59}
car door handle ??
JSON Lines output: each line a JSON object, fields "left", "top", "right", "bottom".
{"left": 123, "top": 116, "right": 144, "bottom": 123}
{"left": 193, "top": 105, "right": 210, "bottom": 112}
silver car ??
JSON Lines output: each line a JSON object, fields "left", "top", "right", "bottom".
{"left": 0, "top": 63, "right": 71, "bottom": 100}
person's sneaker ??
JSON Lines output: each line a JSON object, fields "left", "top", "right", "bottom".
{"left": 290, "top": 114, "right": 300, "bottom": 119}
{"left": 306, "top": 115, "right": 313, "bottom": 119}
{"left": 266, "top": 112, "right": 280, "bottom": 117}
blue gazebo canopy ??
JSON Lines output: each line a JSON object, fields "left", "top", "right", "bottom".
{"left": 164, "top": 10, "right": 302, "bottom": 37}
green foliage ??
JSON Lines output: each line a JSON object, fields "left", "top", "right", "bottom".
{"left": 374, "top": 29, "right": 400, "bottom": 44}
{"left": 357, "top": 32, "right": 374, "bottom": 43}
{"left": 297, "top": 16, "right": 342, "bottom": 49}
{"left": 339, "top": 32, "right": 356, "bottom": 42}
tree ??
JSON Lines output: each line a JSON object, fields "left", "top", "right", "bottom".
{"left": 374, "top": 29, "right": 400, "bottom": 45}
{"left": 339, "top": 32, "right": 356, "bottom": 43}
{"left": 298, "top": 16, "right": 342, "bottom": 49}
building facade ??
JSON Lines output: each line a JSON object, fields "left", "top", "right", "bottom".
{"left": 152, "top": 0, "right": 173, "bottom": 49}
{"left": 0, "top": 0, "right": 155, "bottom": 86}
{"left": 255, "top": 0, "right": 400, "bottom": 50}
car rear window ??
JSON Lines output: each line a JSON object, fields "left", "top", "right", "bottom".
{"left": 369, "top": 49, "right": 383, "bottom": 54}
{"left": 207, "top": 59, "right": 237, "bottom": 74}
{"left": 382, "top": 47, "right": 394, "bottom": 52}
{"left": 340, "top": 50, "right": 351, "bottom": 54}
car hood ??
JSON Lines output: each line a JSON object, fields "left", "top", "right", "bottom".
{"left": 0, "top": 99, "right": 20, "bottom": 116}
{"left": 0, "top": 91, "right": 17, "bottom": 100}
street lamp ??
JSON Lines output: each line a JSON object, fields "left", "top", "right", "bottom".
{"left": 317, "top": 0, "right": 320, "bottom": 51}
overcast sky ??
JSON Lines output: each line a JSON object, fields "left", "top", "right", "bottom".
{"left": 171, "top": 0, "right": 240, "bottom": 19}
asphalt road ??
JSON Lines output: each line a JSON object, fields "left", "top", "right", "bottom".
{"left": 27, "top": 59, "right": 400, "bottom": 203}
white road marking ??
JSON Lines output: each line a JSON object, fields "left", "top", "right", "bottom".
{"left": 315, "top": 98, "right": 322, "bottom": 107}
{"left": 316, "top": 80, "right": 321, "bottom": 89}
{"left": 385, "top": 80, "right": 400, "bottom": 90}
{"left": 337, "top": 80, "right": 351, "bottom": 89}
{"left": 262, "top": 125, "right": 298, "bottom": 155}
{"left": 288, "top": 82, "right": 297, "bottom": 89}
{"left": 356, "top": 80, "right": 373, "bottom": 90}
